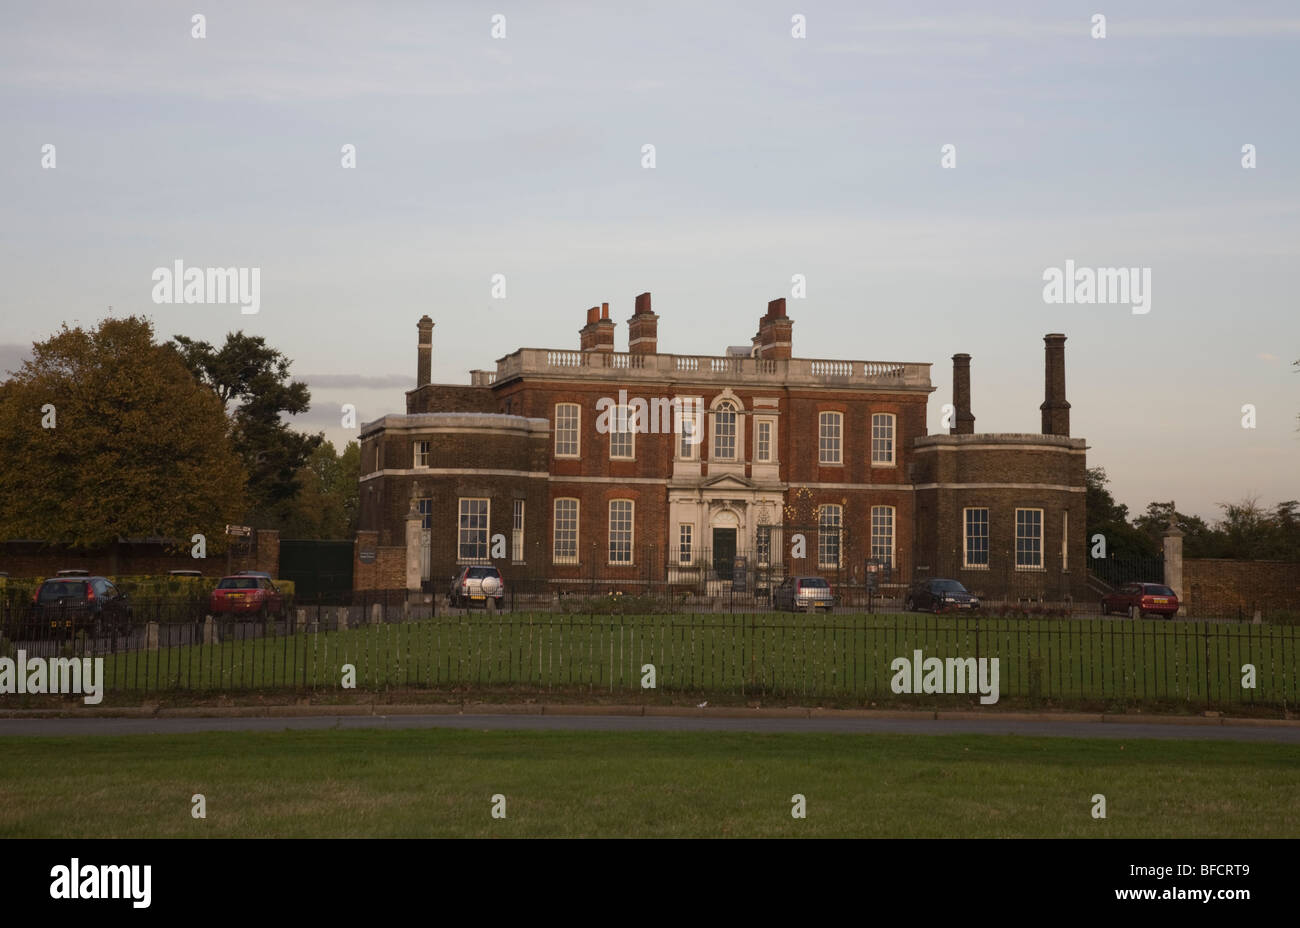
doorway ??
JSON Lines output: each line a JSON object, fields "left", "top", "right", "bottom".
{"left": 713, "top": 528, "right": 737, "bottom": 581}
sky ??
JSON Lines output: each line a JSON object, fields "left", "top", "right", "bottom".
{"left": 1, "top": 0, "right": 1297, "bottom": 522}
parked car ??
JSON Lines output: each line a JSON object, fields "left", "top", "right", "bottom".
{"left": 208, "top": 575, "right": 285, "bottom": 619}
{"left": 449, "top": 566, "right": 505, "bottom": 608}
{"left": 905, "top": 578, "right": 980, "bottom": 613}
{"left": 1101, "top": 582, "right": 1179, "bottom": 619}
{"left": 772, "top": 576, "right": 836, "bottom": 612}
{"left": 31, "top": 576, "right": 132, "bottom": 635}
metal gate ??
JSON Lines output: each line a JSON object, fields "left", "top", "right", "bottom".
{"left": 278, "top": 540, "right": 355, "bottom": 601}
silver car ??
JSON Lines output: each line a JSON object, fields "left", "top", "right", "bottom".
{"left": 772, "top": 576, "right": 836, "bottom": 613}
{"left": 449, "top": 566, "right": 505, "bottom": 608}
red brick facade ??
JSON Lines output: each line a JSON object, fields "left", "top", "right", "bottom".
{"left": 358, "top": 297, "right": 1087, "bottom": 599}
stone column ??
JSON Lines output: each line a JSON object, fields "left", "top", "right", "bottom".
{"left": 405, "top": 498, "right": 424, "bottom": 593}
{"left": 1162, "top": 504, "right": 1185, "bottom": 606}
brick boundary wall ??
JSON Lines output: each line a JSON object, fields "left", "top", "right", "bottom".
{"left": 1183, "top": 558, "right": 1300, "bottom": 617}
{"left": 353, "top": 531, "right": 406, "bottom": 591}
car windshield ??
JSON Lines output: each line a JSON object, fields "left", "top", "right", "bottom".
{"left": 933, "top": 580, "right": 968, "bottom": 593}
{"left": 467, "top": 567, "right": 499, "bottom": 578}
{"left": 799, "top": 578, "right": 829, "bottom": 589}
{"left": 217, "top": 578, "right": 259, "bottom": 590}
{"left": 1143, "top": 585, "right": 1175, "bottom": 596}
{"left": 39, "top": 581, "right": 88, "bottom": 601}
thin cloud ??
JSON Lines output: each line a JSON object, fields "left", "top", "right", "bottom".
{"left": 301, "top": 374, "right": 412, "bottom": 389}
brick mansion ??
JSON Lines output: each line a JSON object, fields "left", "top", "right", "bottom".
{"left": 355, "top": 295, "right": 1087, "bottom": 598}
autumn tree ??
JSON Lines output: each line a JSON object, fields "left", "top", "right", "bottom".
{"left": 0, "top": 316, "right": 247, "bottom": 550}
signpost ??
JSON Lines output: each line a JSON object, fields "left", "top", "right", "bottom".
{"left": 225, "top": 525, "right": 252, "bottom": 573}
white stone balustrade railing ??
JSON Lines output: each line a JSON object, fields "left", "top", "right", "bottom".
{"left": 487, "top": 349, "right": 931, "bottom": 390}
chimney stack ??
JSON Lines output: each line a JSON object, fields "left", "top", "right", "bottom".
{"left": 627, "top": 291, "right": 659, "bottom": 354}
{"left": 417, "top": 315, "right": 434, "bottom": 387}
{"left": 755, "top": 298, "right": 794, "bottom": 359}
{"left": 579, "top": 303, "right": 616, "bottom": 352}
{"left": 1040, "top": 333, "right": 1070, "bottom": 436}
{"left": 950, "top": 353, "right": 975, "bottom": 434}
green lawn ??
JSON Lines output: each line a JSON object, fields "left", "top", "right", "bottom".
{"left": 89, "top": 613, "right": 1299, "bottom": 708}
{"left": 1, "top": 728, "right": 1296, "bottom": 837}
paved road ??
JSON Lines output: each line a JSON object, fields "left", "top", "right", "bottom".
{"left": 1, "top": 713, "right": 1297, "bottom": 743}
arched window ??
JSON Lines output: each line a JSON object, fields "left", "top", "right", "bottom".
{"left": 713, "top": 401, "right": 737, "bottom": 460}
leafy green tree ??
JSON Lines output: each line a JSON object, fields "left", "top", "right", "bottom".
{"left": 1271, "top": 500, "right": 1300, "bottom": 561}
{"left": 172, "top": 331, "right": 322, "bottom": 522}
{"left": 274, "top": 440, "right": 360, "bottom": 538}
{"left": 0, "top": 317, "right": 247, "bottom": 550}
{"left": 1085, "top": 467, "right": 1158, "bottom": 559}
{"left": 1133, "top": 501, "right": 1220, "bottom": 557}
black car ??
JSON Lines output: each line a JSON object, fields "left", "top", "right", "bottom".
{"left": 31, "top": 576, "right": 132, "bottom": 635}
{"left": 904, "top": 578, "right": 980, "bottom": 613}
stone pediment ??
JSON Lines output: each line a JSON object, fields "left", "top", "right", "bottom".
{"left": 698, "top": 473, "right": 758, "bottom": 491}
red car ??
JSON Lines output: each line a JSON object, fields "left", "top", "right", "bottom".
{"left": 209, "top": 575, "right": 284, "bottom": 619}
{"left": 1101, "top": 582, "right": 1179, "bottom": 619}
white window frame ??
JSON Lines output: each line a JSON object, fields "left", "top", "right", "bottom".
{"left": 552, "top": 498, "right": 579, "bottom": 564}
{"left": 870, "top": 505, "right": 895, "bottom": 568}
{"left": 678, "top": 523, "right": 694, "bottom": 566}
{"left": 609, "top": 499, "right": 634, "bottom": 565}
{"left": 413, "top": 440, "right": 430, "bottom": 469}
{"left": 416, "top": 498, "right": 432, "bottom": 530}
{"left": 512, "top": 499, "right": 525, "bottom": 563}
{"left": 819, "top": 412, "right": 842, "bottom": 465}
{"left": 871, "top": 413, "right": 896, "bottom": 466}
{"left": 678, "top": 399, "right": 703, "bottom": 460}
{"left": 755, "top": 418, "right": 775, "bottom": 463}
{"left": 963, "top": 507, "right": 990, "bottom": 569}
{"left": 818, "top": 503, "right": 842, "bottom": 569}
{"left": 1015, "top": 508, "right": 1044, "bottom": 570}
{"left": 458, "top": 498, "right": 489, "bottom": 562}
{"left": 712, "top": 401, "right": 738, "bottom": 461}
{"left": 554, "top": 403, "right": 580, "bottom": 458}
{"left": 609, "top": 405, "right": 635, "bottom": 460}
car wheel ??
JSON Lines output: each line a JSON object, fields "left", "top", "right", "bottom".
{"left": 1099, "top": 600, "right": 1109, "bottom": 616}
{"left": 904, "top": 597, "right": 914, "bottom": 612}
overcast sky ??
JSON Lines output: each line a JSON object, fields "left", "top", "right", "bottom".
{"left": 1, "top": 0, "right": 1297, "bottom": 521}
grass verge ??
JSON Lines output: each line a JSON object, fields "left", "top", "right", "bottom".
{"left": 1, "top": 728, "right": 1296, "bottom": 837}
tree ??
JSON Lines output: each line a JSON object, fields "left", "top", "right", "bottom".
{"left": 1271, "top": 500, "right": 1300, "bottom": 561}
{"left": 1085, "top": 467, "right": 1158, "bottom": 558}
{"left": 274, "top": 440, "right": 360, "bottom": 538}
{"left": 1133, "top": 501, "right": 1219, "bottom": 557}
{"left": 0, "top": 317, "right": 247, "bottom": 550}
{"left": 172, "top": 332, "right": 322, "bottom": 522}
